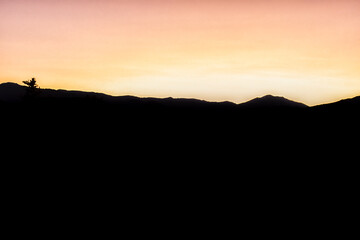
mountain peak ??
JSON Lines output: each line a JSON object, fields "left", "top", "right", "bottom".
{"left": 241, "top": 95, "right": 308, "bottom": 108}
{"left": 260, "top": 95, "right": 286, "bottom": 100}
{"left": 0, "top": 82, "right": 26, "bottom": 102}
{"left": 0, "top": 82, "right": 23, "bottom": 88}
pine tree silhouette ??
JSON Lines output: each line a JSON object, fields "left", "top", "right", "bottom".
{"left": 23, "top": 78, "right": 39, "bottom": 90}
{"left": 23, "top": 78, "right": 40, "bottom": 99}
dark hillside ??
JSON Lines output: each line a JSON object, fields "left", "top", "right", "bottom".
{"left": 1, "top": 82, "right": 358, "bottom": 162}
{"left": 1, "top": 82, "right": 357, "bottom": 219}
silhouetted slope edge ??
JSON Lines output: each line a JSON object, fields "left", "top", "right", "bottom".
{"left": 312, "top": 96, "right": 360, "bottom": 112}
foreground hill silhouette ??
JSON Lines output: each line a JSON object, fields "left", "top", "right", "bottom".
{"left": 2, "top": 81, "right": 358, "bottom": 222}
{"left": 2, "top": 82, "right": 360, "bottom": 115}
{"left": 1, "top": 81, "right": 359, "bottom": 126}
{"left": 1, "top": 81, "right": 359, "bottom": 160}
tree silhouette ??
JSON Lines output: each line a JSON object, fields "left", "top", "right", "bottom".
{"left": 23, "top": 78, "right": 40, "bottom": 99}
{"left": 23, "top": 78, "right": 39, "bottom": 90}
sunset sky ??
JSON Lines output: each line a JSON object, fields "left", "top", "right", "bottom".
{"left": 1, "top": 0, "right": 360, "bottom": 105}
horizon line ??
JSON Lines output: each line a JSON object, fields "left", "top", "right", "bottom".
{"left": 3, "top": 81, "right": 359, "bottom": 107}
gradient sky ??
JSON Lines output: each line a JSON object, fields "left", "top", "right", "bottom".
{"left": 1, "top": 0, "right": 360, "bottom": 105}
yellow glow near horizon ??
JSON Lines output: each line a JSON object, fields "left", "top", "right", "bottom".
{"left": 1, "top": 0, "right": 360, "bottom": 105}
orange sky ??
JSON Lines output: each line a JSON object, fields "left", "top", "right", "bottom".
{"left": 1, "top": 0, "right": 360, "bottom": 105}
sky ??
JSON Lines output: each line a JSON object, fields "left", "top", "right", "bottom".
{"left": 1, "top": 0, "right": 360, "bottom": 105}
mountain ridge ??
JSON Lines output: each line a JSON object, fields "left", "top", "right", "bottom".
{"left": 1, "top": 82, "right": 359, "bottom": 111}
{"left": 1, "top": 82, "right": 358, "bottom": 164}
{"left": 0, "top": 82, "right": 304, "bottom": 108}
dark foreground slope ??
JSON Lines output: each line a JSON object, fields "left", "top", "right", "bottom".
{"left": 2, "top": 82, "right": 360, "bottom": 167}
{"left": 1, "top": 83, "right": 358, "bottom": 232}
{"left": 1, "top": 82, "right": 358, "bottom": 158}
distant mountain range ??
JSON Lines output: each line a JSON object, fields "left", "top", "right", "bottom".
{"left": 1, "top": 81, "right": 359, "bottom": 167}
{"left": 1, "top": 82, "right": 359, "bottom": 111}
{"left": 0, "top": 82, "right": 307, "bottom": 108}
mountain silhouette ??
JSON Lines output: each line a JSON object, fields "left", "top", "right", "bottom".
{"left": 0, "top": 82, "right": 305, "bottom": 108}
{"left": 312, "top": 95, "right": 360, "bottom": 112}
{"left": 0, "top": 82, "right": 26, "bottom": 102}
{"left": 1, "top": 81, "right": 358, "bottom": 193}
{"left": 2, "top": 82, "right": 360, "bottom": 113}
{"left": 240, "top": 95, "right": 308, "bottom": 108}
